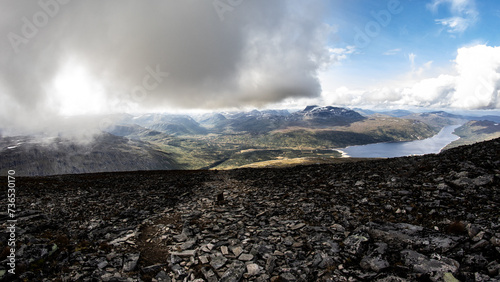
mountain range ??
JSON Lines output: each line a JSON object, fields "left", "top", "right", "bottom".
{"left": 1, "top": 106, "right": 500, "bottom": 175}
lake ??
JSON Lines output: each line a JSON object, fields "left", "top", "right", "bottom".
{"left": 339, "top": 124, "right": 462, "bottom": 158}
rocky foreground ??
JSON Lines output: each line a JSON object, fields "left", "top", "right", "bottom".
{"left": 1, "top": 138, "right": 499, "bottom": 281}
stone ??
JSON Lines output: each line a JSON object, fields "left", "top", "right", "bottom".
{"left": 472, "top": 174, "right": 494, "bottom": 186}
{"left": 472, "top": 231, "right": 485, "bottom": 241}
{"left": 122, "top": 253, "right": 140, "bottom": 272}
{"left": 266, "top": 256, "right": 277, "bottom": 274}
{"left": 154, "top": 270, "right": 171, "bottom": 282}
{"left": 210, "top": 255, "right": 228, "bottom": 270}
{"left": 429, "top": 236, "right": 457, "bottom": 252}
{"left": 280, "top": 273, "right": 297, "bottom": 281}
{"left": 491, "top": 237, "right": 500, "bottom": 246}
{"left": 238, "top": 253, "right": 254, "bottom": 261}
{"left": 220, "top": 261, "right": 246, "bottom": 282}
{"left": 471, "top": 239, "right": 489, "bottom": 249}
{"left": 200, "top": 267, "right": 218, "bottom": 282}
{"left": 360, "top": 256, "right": 389, "bottom": 273}
{"left": 318, "top": 254, "right": 335, "bottom": 269}
{"left": 199, "top": 255, "right": 209, "bottom": 264}
{"left": 231, "top": 246, "right": 243, "bottom": 257}
{"left": 401, "top": 250, "right": 459, "bottom": 281}
{"left": 443, "top": 272, "right": 460, "bottom": 282}
{"left": 170, "top": 250, "right": 196, "bottom": 257}
{"left": 290, "top": 223, "right": 306, "bottom": 230}
{"left": 97, "top": 260, "right": 108, "bottom": 269}
{"left": 173, "top": 232, "right": 188, "bottom": 242}
{"left": 343, "top": 234, "right": 369, "bottom": 255}
{"left": 374, "top": 275, "right": 408, "bottom": 282}
{"left": 487, "top": 260, "right": 500, "bottom": 276}
{"left": 246, "top": 263, "right": 262, "bottom": 276}
{"left": 171, "top": 254, "right": 182, "bottom": 264}
{"left": 181, "top": 239, "right": 197, "bottom": 250}
{"left": 171, "top": 264, "right": 186, "bottom": 279}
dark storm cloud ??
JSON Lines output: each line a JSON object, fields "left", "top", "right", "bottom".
{"left": 0, "top": 0, "right": 332, "bottom": 133}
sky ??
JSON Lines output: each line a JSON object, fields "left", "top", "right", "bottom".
{"left": 1, "top": 0, "right": 500, "bottom": 135}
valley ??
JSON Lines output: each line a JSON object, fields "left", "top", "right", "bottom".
{"left": 1, "top": 106, "right": 500, "bottom": 175}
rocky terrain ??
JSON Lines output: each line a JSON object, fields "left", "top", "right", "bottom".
{"left": 0, "top": 138, "right": 499, "bottom": 281}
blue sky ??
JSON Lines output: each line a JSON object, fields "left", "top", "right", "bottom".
{"left": 311, "top": 0, "right": 500, "bottom": 110}
{"left": 328, "top": 0, "right": 499, "bottom": 80}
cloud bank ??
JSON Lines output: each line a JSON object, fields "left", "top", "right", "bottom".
{"left": 324, "top": 45, "right": 500, "bottom": 109}
{"left": 0, "top": 0, "right": 332, "bottom": 133}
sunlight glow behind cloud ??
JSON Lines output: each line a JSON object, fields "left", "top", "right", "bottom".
{"left": 52, "top": 63, "right": 108, "bottom": 116}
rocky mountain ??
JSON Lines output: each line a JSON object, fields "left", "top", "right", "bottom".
{"left": 1, "top": 137, "right": 498, "bottom": 281}
{"left": 287, "top": 106, "right": 365, "bottom": 126}
{"left": 0, "top": 133, "right": 180, "bottom": 176}
{"left": 479, "top": 115, "right": 500, "bottom": 123}
{"left": 195, "top": 113, "right": 228, "bottom": 129}
{"left": 127, "top": 114, "right": 208, "bottom": 136}
{"left": 379, "top": 109, "right": 415, "bottom": 118}
{"left": 205, "top": 106, "right": 365, "bottom": 134}
{"left": 402, "top": 111, "right": 500, "bottom": 129}
{"left": 106, "top": 124, "right": 166, "bottom": 140}
{"left": 402, "top": 111, "right": 467, "bottom": 130}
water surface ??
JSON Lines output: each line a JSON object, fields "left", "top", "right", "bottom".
{"left": 340, "top": 124, "right": 462, "bottom": 158}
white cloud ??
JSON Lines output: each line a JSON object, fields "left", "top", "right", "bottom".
{"left": 327, "top": 46, "right": 356, "bottom": 65}
{"left": 408, "top": 53, "right": 417, "bottom": 69}
{"left": 428, "top": 0, "right": 478, "bottom": 33}
{"left": 383, "top": 48, "right": 402, "bottom": 56}
{"left": 323, "top": 45, "right": 500, "bottom": 109}
{"left": 449, "top": 45, "right": 500, "bottom": 108}
{"left": 436, "top": 16, "right": 470, "bottom": 33}
{"left": 0, "top": 0, "right": 334, "bottom": 134}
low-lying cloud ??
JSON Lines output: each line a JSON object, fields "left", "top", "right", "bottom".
{"left": 0, "top": 0, "right": 332, "bottom": 134}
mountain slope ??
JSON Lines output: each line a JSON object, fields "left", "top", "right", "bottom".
{"left": 402, "top": 111, "right": 467, "bottom": 129}
{"left": 444, "top": 120, "right": 500, "bottom": 149}
{"left": 2, "top": 138, "right": 499, "bottom": 281}
{"left": 128, "top": 114, "right": 208, "bottom": 135}
{"left": 206, "top": 106, "right": 365, "bottom": 134}
{"left": 0, "top": 133, "right": 180, "bottom": 176}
